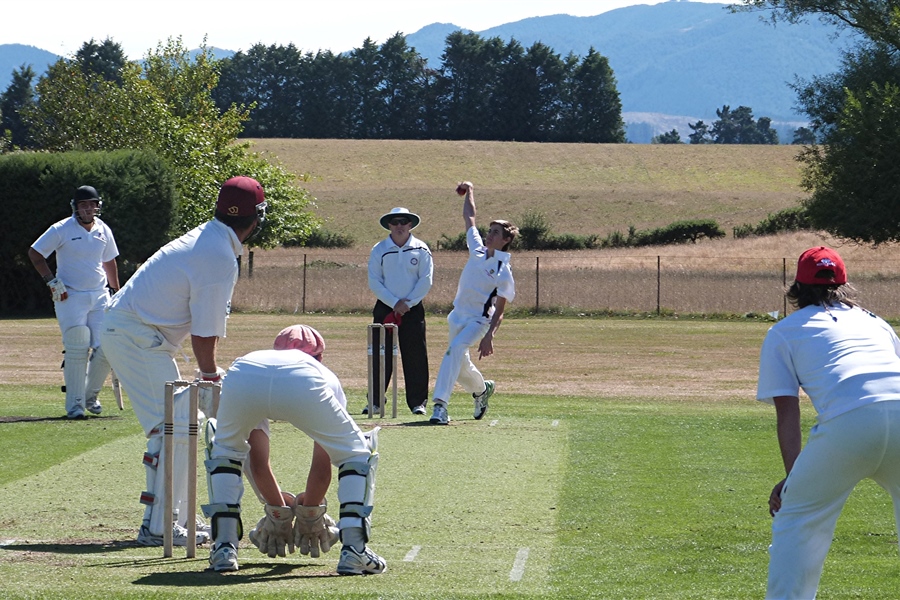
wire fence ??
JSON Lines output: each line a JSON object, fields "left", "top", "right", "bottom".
{"left": 231, "top": 249, "right": 900, "bottom": 319}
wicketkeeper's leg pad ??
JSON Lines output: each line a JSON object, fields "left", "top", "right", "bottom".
{"left": 337, "top": 439, "right": 379, "bottom": 544}
{"left": 202, "top": 457, "right": 245, "bottom": 545}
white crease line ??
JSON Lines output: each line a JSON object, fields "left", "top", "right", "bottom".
{"left": 490, "top": 419, "right": 499, "bottom": 427}
{"left": 0, "top": 539, "right": 16, "bottom": 546}
{"left": 551, "top": 419, "right": 559, "bottom": 427}
{"left": 404, "top": 545, "right": 421, "bottom": 561}
{"left": 510, "top": 547, "right": 529, "bottom": 581}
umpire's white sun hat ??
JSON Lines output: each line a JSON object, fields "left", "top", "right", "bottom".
{"left": 379, "top": 207, "right": 420, "bottom": 230}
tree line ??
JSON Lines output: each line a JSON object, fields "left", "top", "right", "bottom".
{"left": 211, "top": 32, "right": 626, "bottom": 142}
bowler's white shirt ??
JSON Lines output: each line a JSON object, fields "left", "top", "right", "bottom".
{"left": 109, "top": 219, "right": 241, "bottom": 345}
{"left": 451, "top": 226, "right": 515, "bottom": 320}
{"left": 757, "top": 303, "right": 900, "bottom": 423}
{"left": 31, "top": 216, "right": 118, "bottom": 292}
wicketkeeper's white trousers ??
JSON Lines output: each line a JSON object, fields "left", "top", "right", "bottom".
{"left": 210, "top": 358, "right": 369, "bottom": 467}
{"left": 766, "top": 401, "right": 900, "bottom": 600}
{"left": 431, "top": 309, "right": 490, "bottom": 404}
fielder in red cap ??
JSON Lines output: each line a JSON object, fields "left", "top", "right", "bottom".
{"left": 100, "top": 176, "right": 266, "bottom": 549}
{"left": 757, "top": 246, "right": 900, "bottom": 598}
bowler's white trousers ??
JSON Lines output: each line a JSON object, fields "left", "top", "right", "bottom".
{"left": 767, "top": 401, "right": 900, "bottom": 599}
{"left": 432, "top": 309, "right": 489, "bottom": 403}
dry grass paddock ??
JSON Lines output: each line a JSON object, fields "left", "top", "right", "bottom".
{"left": 249, "top": 139, "right": 806, "bottom": 249}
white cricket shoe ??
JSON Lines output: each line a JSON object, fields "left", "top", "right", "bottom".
{"left": 137, "top": 523, "right": 210, "bottom": 547}
{"left": 209, "top": 542, "right": 239, "bottom": 572}
{"left": 473, "top": 380, "right": 495, "bottom": 420}
{"left": 86, "top": 397, "right": 102, "bottom": 415}
{"left": 337, "top": 545, "right": 387, "bottom": 575}
{"left": 429, "top": 403, "right": 450, "bottom": 425}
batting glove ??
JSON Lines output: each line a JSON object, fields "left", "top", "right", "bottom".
{"left": 47, "top": 277, "right": 67, "bottom": 302}
{"left": 293, "top": 501, "right": 339, "bottom": 558}
{"left": 249, "top": 504, "right": 295, "bottom": 558}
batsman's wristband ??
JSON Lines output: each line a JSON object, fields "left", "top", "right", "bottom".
{"left": 200, "top": 371, "right": 222, "bottom": 382}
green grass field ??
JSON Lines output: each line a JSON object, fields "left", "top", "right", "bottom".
{"left": 2, "top": 316, "right": 899, "bottom": 599}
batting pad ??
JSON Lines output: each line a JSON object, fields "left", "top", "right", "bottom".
{"left": 85, "top": 345, "right": 111, "bottom": 401}
{"left": 63, "top": 326, "right": 91, "bottom": 413}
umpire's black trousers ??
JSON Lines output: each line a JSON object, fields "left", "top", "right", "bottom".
{"left": 372, "top": 300, "right": 429, "bottom": 410}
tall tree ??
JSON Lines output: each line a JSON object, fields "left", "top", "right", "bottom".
{"left": 438, "top": 32, "right": 505, "bottom": 140}
{"left": 688, "top": 120, "right": 712, "bottom": 144}
{"left": 75, "top": 38, "right": 128, "bottom": 84}
{"left": 0, "top": 64, "right": 36, "bottom": 149}
{"left": 25, "top": 38, "right": 315, "bottom": 245}
{"left": 376, "top": 33, "right": 428, "bottom": 139}
{"left": 561, "top": 48, "right": 626, "bottom": 143}
{"left": 350, "top": 38, "right": 383, "bottom": 138}
{"left": 737, "top": 0, "right": 900, "bottom": 242}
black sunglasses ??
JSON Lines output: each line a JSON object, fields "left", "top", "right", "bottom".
{"left": 390, "top": 218, "right": 410, "bottom": 226}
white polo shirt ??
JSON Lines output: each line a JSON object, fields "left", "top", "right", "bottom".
{"left": 451, "top": 226, "right": 515, "bottom": 320}
{"left": 368, "top": 234, "right": 433, "bottom": 308}
{"left": 109, "top": 219, "right": 242, "bottom": 345}
{"left": 757, "top": 303, "right": 900, "bottom": 423}
{"left": 31, "top": 216, "right": 118, "bottom": 292}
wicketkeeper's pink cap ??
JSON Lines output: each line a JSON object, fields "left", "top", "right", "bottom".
{"left": 273, "top": 324, "right": 325, "bottom": 361}
{"left": 795, "top": 246, "right": 847, "bottom": 285}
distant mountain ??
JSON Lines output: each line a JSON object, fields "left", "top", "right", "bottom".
{"left": 404, "top": 2, "right": 854, "bottom": 141}
{"left": 0, "top": 44, "right": 60, "bottom": 87}
{"left": 1, "top": 2, "right": 853, "bottom": 143}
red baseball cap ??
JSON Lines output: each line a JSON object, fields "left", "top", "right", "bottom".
{"left": 216, "top": 176, "right": 266, "bottom": 217}
{"left": 273, "top": 324, "right": 325, "bottom": 360}
{"left": 795, "top": 246, "right": 847, "bottom": 285}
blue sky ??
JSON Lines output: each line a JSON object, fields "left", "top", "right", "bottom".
{"left": 5, "top": 0, "right": 724, "bottom": 59}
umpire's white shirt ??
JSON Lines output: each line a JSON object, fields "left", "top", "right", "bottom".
{"left": 451, "top": 226, "right": 515, "bottom": 320}
{"left": 108, "top": 219, "right": 241, "bottom": 346}
{"left": 757, "top": 303, "right": 900, "bottom": 423}
{"left": 368, "top": 234, "right": 433, "bottom": 308}
{"left": 31, "top": 216, "right": 118, "bottom": 292}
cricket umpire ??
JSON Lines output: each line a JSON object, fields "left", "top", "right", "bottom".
{"left": 757, "top": 246, "right": 900, "bottom": 599}
{"left": 367, "top": 207, "right": 433, "bottom": 415}
{"left": 100, "top": 176, "right": 266, "bottom": 547}
{"left": 204, "top": 324, "right": 386, "bottom": 575}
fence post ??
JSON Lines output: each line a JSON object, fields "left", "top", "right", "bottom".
{"left": 302, "top": 254, "right": 307, "bottom": 314}
{"left": 248, "top": 250, "right": 254, "bottom": 278}
{"left": 782, "top": 257, "right": 787, "bottom": 317}
{"left": 657, "top": 256, "right": 661, "bottom": 315}
{"left": 535, "top": 256, "right": 540, "bottom": 312}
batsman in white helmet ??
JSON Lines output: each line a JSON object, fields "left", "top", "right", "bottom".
{"left": 203, "top": 324, "right": 386, "bottom": 575}
{"left": 100, "top": 176, "right": 266, "bottom": 548}
{"left": 29, "top": 185, "right": 120, "bottom": 419}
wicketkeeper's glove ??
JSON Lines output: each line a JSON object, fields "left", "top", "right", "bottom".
{"left": 292, "top": 500, "right": 339, "bottom": 558}
{"left": 47, "top": 277, "right": 67, "bottom": 302}
{"left": 249, "top": 504, "right": 295, "bottom": 558}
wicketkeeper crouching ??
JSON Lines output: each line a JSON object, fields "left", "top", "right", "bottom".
{"left": 203, "top": 324, "right": 387, "bottom": 575}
